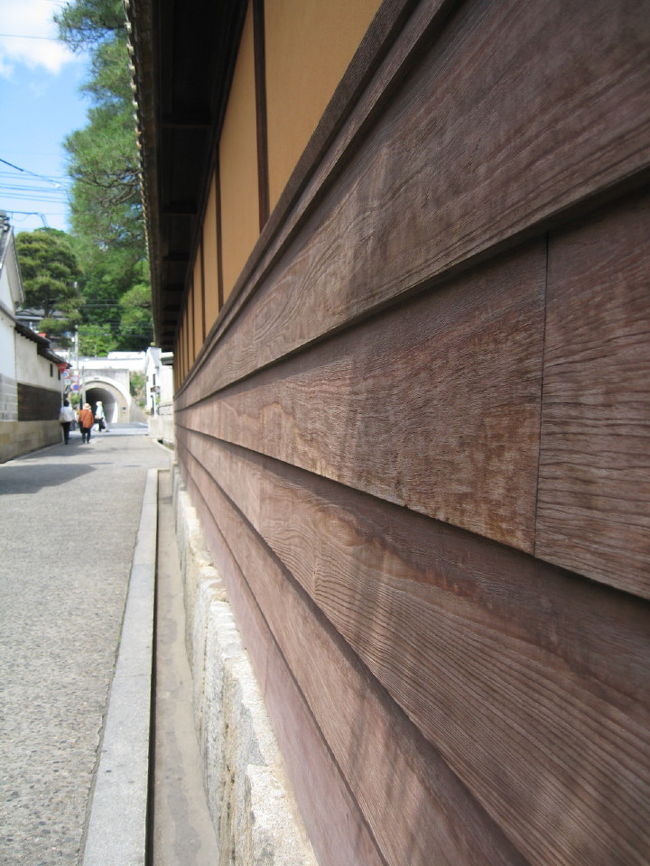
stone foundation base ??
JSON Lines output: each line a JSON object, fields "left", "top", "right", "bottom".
{"left": 0, "top": 420, "right": 61, "bottom": 463}
{"left": 172, "top": 467, "right": 317, "bottom": 866}
{"left": 148, "top": 409, "right": 175, "bottom": 448}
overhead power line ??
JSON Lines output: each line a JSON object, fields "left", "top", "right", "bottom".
{"left": 0, "top": 169, "right": 72, "bottom": 185}
{"left": 0, "top": 186, "right": 68, "bottom": 197}
{"left": 0, "top": 158, "right": 63, "bottom": 189}
{"left": 0, "top": 33, "right": 62, "bottom": 42}
{"left": 4, "top": 210, "right": 52, "bottom": 226}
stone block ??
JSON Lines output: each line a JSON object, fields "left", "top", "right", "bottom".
{"left": 172, "top": 467, "right": 317, "bottom": 866}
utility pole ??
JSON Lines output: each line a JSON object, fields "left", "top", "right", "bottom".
{"left": 74, "top": 328, "right": 81, "bottom": 404}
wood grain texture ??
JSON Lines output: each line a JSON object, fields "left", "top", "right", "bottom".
{"left": 178, "top": 439, "right": 532, "bottom": 866}
{"left": 181, "top": 431, "right": 650, "bottom": 866}
{"left": 181, "top": 0, "right": 453, "bottom": 391}
{"left": 537, "top": 190, "right": 650, "bottom": 598}
{"left": 179, "top": 242, "right": 545, "bottom": 550}
{"left": 178, "top": 0, "right": 650, "bottom": 405}
{"left": 179, "top": 463, "right": 386, "bottom": 866}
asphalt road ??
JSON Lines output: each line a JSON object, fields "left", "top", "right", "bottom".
{"left": 0, "top": 426, "right": 170, "bottom": 864}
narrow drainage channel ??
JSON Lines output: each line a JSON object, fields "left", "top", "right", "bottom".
{"left": 148, "top": 470, "right": 219, "bottom": 866}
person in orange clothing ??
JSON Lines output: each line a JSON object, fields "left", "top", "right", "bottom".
{"left": 78, "top": 402, "right": 95, "bottom": 443}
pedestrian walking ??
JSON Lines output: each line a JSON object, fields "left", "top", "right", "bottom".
{"left": 94, "top": 400, "right": 108, "bottom": 432}
{"left": 58, "top": 399, "right": 76, "bottom": 444}
{"left": 78, "top": 403, "right": 95, "bottom": 443}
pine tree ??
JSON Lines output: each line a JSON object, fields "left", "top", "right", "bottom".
{"left": 55, "top": 0, "right": 153, "bottom": 350}
{"left": 15, "top": 228, "right": 82, "bottom": 344}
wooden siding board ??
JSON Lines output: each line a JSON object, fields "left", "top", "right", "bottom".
{"left": 178, "top": 431, "right": 650, "bottom": 866}
{"left": 179, "top": 442, "right": 532, "bottom": 866}
{"left": 536, "top": 190, "right": 650, "bottom": 598}
{"left": 180, "top": 0, "right": 445, "bottom": 385}
{"left": 178, "top": 0, "right": 650, "bottom": 405}
{"left": 179, "top": 242, "right": 546, "bottom": 550}
{"left": 179, "top": 462, "right": 386, "bottom": 866}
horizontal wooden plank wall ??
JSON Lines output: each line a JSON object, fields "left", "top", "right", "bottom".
{"left": 177, "top": 430, "right": 650, "bottom": 866}
{"left": 178, "top": 434, "right": 534, "bottom": 866}
{"left": 179, "top": 0, "right": 650, "bottom": 405}
{"left": 181, "top": 457, "right": 388, "bottom": 866}
{"left": 182, "top": 242, "right": 546, "bottom": 550}
{"left": 537, "top": 190, "right": 650, "bottom": 598}
{"left": 173, "top": 0, "right": 650, "bottom": 864}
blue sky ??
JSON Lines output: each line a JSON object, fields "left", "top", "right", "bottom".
{"left": 0, "top": 0, "right": 90, "bottom": 233}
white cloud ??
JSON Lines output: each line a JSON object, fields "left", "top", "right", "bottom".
{"left": 0, "top": 0, "right": 77, "bottom": 77}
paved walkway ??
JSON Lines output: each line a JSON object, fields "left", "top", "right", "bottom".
{"left": 0, "top": 427, "right": 169, "bottom": 864}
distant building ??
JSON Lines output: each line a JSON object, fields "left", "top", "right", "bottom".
{"left": 64, "top": 352, "right": 148, "bottom": 424}
{"left": 14, "top": 307, "right": 68, "bottom": 337}
{"left": 144, "top": 347, "right": 174, "bottom": 447}
{"left": 0, "top": 212, "right": 67, "bottom": 462}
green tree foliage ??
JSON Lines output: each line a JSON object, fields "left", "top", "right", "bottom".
{"left": 118, "top": 267, "right": 153, "bottom": 349}
{"left": 129, "top": 371, "right": 147, "bottom": 408}
{"left": 65, "top": 34, "right": 143, "bottom": 253}
{"left": 55, "top": 0, "right": 152, "bottom": 352}
{"left": 78, "top": 322, "right": 117, "bottom": 356}
{"left": 15, "top": 228, "right": 82, "bottom": 343}
{"left": 55, "top": 0, "right": 125, "bottom": 49}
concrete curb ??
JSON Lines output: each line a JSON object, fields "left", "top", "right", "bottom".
{"left": 82, "top": 468, "right": 158, "bottom": 866}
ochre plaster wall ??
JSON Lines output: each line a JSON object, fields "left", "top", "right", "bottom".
{"left": 219, "top": 2, "right": 259, "bottom": 301}
{"left": 264, "top": 0, "right": 381, "bottom": 210}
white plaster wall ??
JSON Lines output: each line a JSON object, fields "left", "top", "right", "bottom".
{"left": 0, "top": 230, "right": 24, "bottom": 312}
{"left": 159, "top": 364, "right": 173, "bottom": 404}
{"left": 0, "top": 272, "right": 18, "bottom": 420}
{"left": 0, "top": 267, "right": 17, "bottom": 381}
{"left": 0, "top": 257, "right": 11, "bottom": 309}
{"left": 15, "top": 334, "right": 62, "bottom": 389}
{"left": 81, "top": 352, "right": 145, "bottom": 374}
{"left": 82, "top": 366, "right": 131, "bottom": 394}
{"left": 145, "top": 348, "right": 175, "bottom": 418}
{"left": 148, "top": 403, "right": 175, "bottom": 447}
{"left": 0, "top": 314, "right": 16, "bottom": 380}
{"left": 83, "top": 376, "right": 131, "bottom": 413}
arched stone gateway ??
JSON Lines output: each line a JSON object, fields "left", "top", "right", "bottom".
{"left": 83, "top": 377, "right": 131, "bottom": 424}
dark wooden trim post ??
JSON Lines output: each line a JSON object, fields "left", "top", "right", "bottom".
{"left": 253, "top": 0, "right": 270, "bottom": 229}
{"left": 215, "top": 159, "right": 225, "bottom": 309}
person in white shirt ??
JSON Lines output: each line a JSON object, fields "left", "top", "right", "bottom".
{"left": 58, "top": 400, "right": 76, "bottom": 444}
{"left": 94, "top": 400, "right": 108, "bottom": 432}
